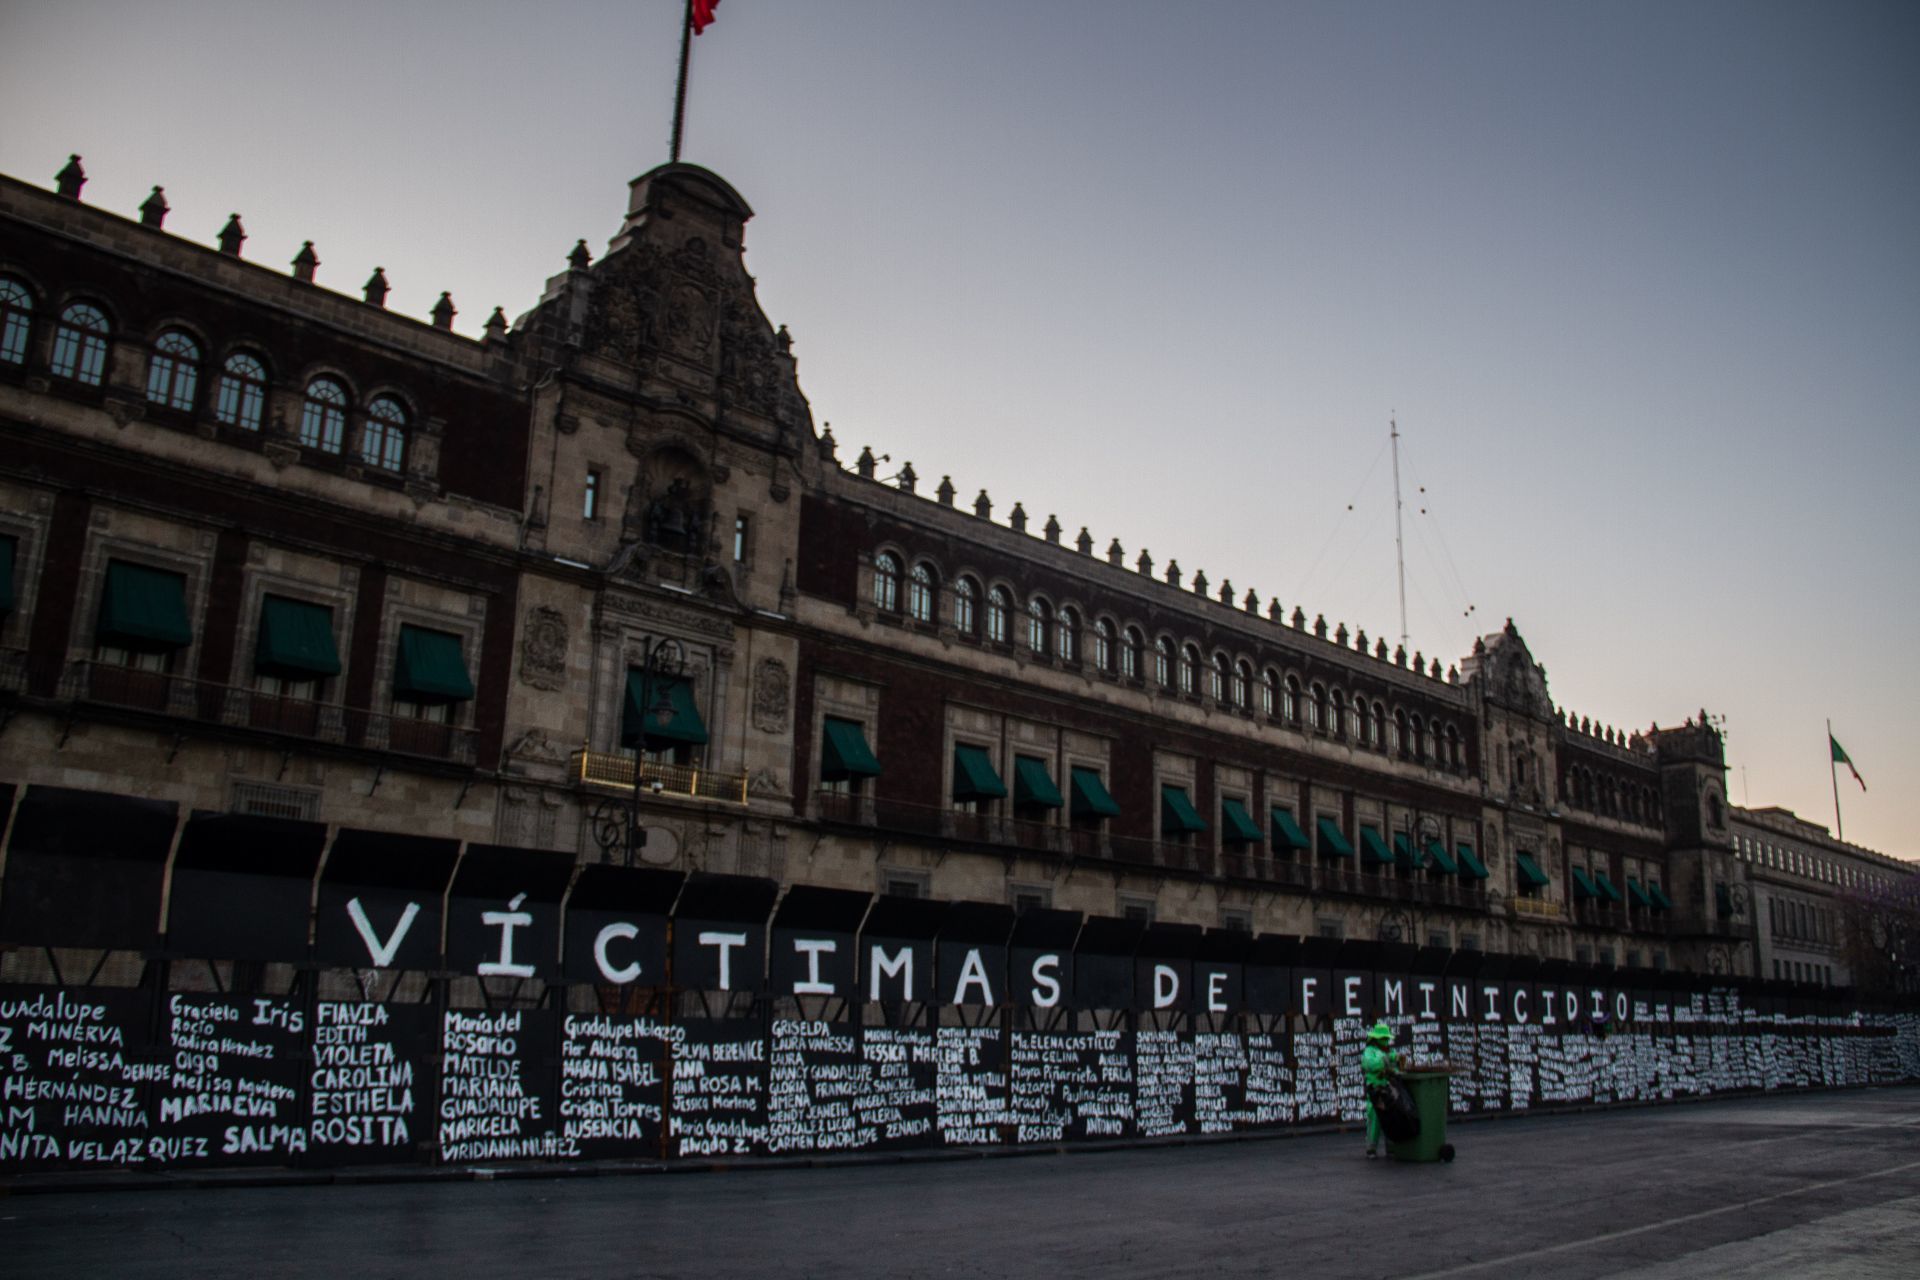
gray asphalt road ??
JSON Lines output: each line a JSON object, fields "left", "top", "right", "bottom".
{"left": 6, "top": 1089, "right": 1918, "bottom": 1279}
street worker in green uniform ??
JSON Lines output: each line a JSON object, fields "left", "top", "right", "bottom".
{"left": 1362, "top": 1020, "right": 1398, "bottom": 1159}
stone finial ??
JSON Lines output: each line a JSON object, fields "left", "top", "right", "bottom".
{"left": 1268, "top": 598, "right": 1284, "bottom": 621}
{"left": 1166, "top": 559, "right": 1182, "bottom": 588}
{"left": 1043, "top": 514, "right": 1061, "bottom": 544}
{"left": 291, "top": 241, "right": 319, "bottom": 282}
{"left": 936, "top": 475, "right": 956, "bottom": 506}
{"left": 856, "top": 446, "right": 877, "bottom": 479}
{"left": 1313, "top": 614, "right": 1328, "bottom": 639}
{"left": 55, "top": 154, "right": 85, "bottom": 199}
{"left": 1447, "top": 665, "right": 1458, "bottom": 684}
{"left": 1473, "top": 635, "right": 1487, "bottom": 655}
{"left": 431, "top": 292, "right": 456, "bottom": 330}
{"left": 974, "top": 489, "right": 992, "bottom": 519}
{"left": 484, "top": 306, "right": 509, "bottom": 342}
{"left": 1245, "top": 588, "right": 1259, "bottom": 613}
{"left": 897, "top": 461, "right": 917, "bottom": 493}
{"left": 1108, "top": 538, "right": 1125, "bottom": 566}
{"left": 1413, "top": 651, "right": 1424, "bottom": 673}
{"left": 1192, "top": 568, "right": 1208, "bottom": 596}
{"left": 1430, "top": 658, "right": 1443, "bottom": 679}
{"left": 819, "top": 426, "right": 838, "bottom": 462}
{"left": 139, "top": 186, "right": 168, "bottom": 228}
{"left": 1291, "top": 605, "right": 1306, "bottom": 629}
{"left": 1376, "top": 638, "right": 1389, "bottom": 659}
{"left": 1076, "top": 527, "right": 1093, "bottom": 555}
{"left": 1355, "top": 628, "right": 1368, "bottom": 651}
{"left": 1219, "top": 578, "right": 1234, "bottom": 605}
{"left": 569, "top": 239, "right": 593, "bottom": 270}
{"left": 1335, "top": 622, "right": 1349, "bottom": 646}
{"left": 1009, "top": 502, "right": 1028, "bottom": 533}
{"left": 775, "top": 324, "right": 792, "bottom": 354}
{"left": 1394, "top": 644, "right": 1407, "bottom": 667}
{"left": 1136, "top": 548, "right": 1153, "bottom": 576}
{"left": 218, "top": 214, "right": 247, "bottom": 257}
{"left": 1580, "top": 716, "right": 1591, "bottom": 734}
{"left": 363, "top": 266, "right": 389, "bottom": 306}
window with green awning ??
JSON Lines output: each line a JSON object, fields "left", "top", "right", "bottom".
{"left": 1626, "top": 877, "right": 1653, "bottom": 908}
{"left": 0, "top": 535, "right": 15, "bottom": 616}
{"left": 1221, "top": 798, "right": 1262, "bottom": 845}
{"left": 1360, "top": 826, "right": 1395, "bottom": 867}
{"left": 821, "top": 716, "right": 881, "bottom": 781}
{"left": 97, "top": 560, "right": 193, "bottom": 652}
{"left": 1316, "top": 817, "right": 1354, "bottom": 859}
{"left": 1455, "top": 844, "right": 1489, "bottom": 879}
{"left": 1514, "top": 851, "right": 1550, "bottom": 889}
{"left": 1647, "top": 882, "right": 1674, "bottom": 911}
{"left": 1271, "top": 807, "right": 1311, "bottom": 852}
{"left": 1571, "top": 867, "right": 1598, "bottom": 900}
{"left": 254, "top": 595, "right": 342, "bottom": 678}
{"left": 952, "top": 744, "right": 1007, "bottom": 802}
{"left": 623, "top": 674, "right": 707, "bottom": 748}
{"left": 1160, "top": 784, "right": 1206, "bottom": 835}
{"left": 393, "top": 624, "right": 474, "bottom": 703}
{"left": 1591, "top": 870, "right": 1624, "bottom": 903}
{"left": 1014, "top": 756, "right": 1063, "bottom": 809}
{"left": 1069, "top": 766, "right": 1120, "bottom": 819}
{"left": 1394, "top": 832, "right": 1425, "bottom": 871}
{"left": 1424, "top": 840, "right": 1458, "bottom": 875}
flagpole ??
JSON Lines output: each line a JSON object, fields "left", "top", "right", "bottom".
{"left": 669, "top": 0, "right": 694, "bottom": 163}
{"left": 1828, "top": 719, "right": 1843, "bottom": 843}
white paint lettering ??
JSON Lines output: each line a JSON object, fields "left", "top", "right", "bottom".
{"left": 346, "top": 897, "right": 420, "bottom": 970}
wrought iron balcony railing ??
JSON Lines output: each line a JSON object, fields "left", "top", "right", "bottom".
{"left": 571, "top": 748, "right": 749, "bottom": 805}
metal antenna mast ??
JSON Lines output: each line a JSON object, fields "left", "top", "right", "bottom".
{"left": 1392, "top": 414, "right": 1408, "bottom": 647}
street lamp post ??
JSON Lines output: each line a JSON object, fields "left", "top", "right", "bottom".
{"left": 588, "top": 636, "right": 684, "bottom": 867}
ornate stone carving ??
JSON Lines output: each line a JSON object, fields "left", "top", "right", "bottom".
{"left": 503, "top": 728, "right": 567, "bottom": 765}
{"left": 601, "top": 594, "right": 736, "bottom": 640}
{"left": 749, "top": 767, "right": 789, "bottom": 797}
{"left": 518, "top": 606, "right": 569, "bottom": 691}
{"left": 753, "top": 657, "right": 791, "bottom": 732}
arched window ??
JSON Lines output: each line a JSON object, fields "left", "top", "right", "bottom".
{"left": 1094, "top": 618, "right": 1116, "bottom": 673}
{"left": 1392, "top": 709, "right": 1407, "bottom": 757}
{"left": 1155, "top": 637, "right": 1174, "bottom": 689}
{"left": 953, "top": 576, "right": 979, "bottom": 637}
{"left": 1179, "top": 644, "right": 1200, "bottom": 696}
{"left": 300, "top": 376, "right": 349, "bottom": 453}
{"left": 145, "top": 330, "right": 201, "bottom": 411}
{"left": 1027, "top": 598, "right": 1051, "bottom": 655}
{"left": 214, "top": 352, "right": 269, "bottom": 431}
{"left": 1057, "top": 606, "right": 1079, "bottom": 663}
{"left": 1284, "top": 675, "right": 1301, "bottom": 725}
{"left": 987, "top": 586, "right": 1012, "bottom": 644}
{"left": 1446, "top": 725, "right": 1461, "bottom": 769}
{"left": 1308, "top": 683, "right": 1327, "bottom": 731}
{"left": 1123, "top": 627, "right": 1143, "bottom": 680}
{"left": 50, "top": 302, "right": 109, "bottom": 385}
{"left": 362, "top": 394, "right": 408, "bottom": 472}
{"left": 1410, "top": 714, "right": 1427, "bottom": 762}
{"left": 0, "top": 275, "right": 36, "bottom": 365}
{"left": 1331, "top": 688, "right": 1347, "bottom": 739}
{"left": 1234, "top": 661, "right": 1252, "bottom": 711}
{"left": 908, "top": 562, "right": 936, "bottom": 623}
{"left": 872, "top": 552, "right": 902, "bottom": 613}
{"left": 1262, "top": 668, "right": 1278, "bottom": 718}
{"left": 1373, "top": 702, "right": 1387, "bottom": 751}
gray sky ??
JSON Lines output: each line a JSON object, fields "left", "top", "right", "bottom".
{"left": 3, "top": 1, "right": 1914, "bottom": 857}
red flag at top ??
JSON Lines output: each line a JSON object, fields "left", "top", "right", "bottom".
{"left": 692, "top": 0, "right": 720, "bottom": 34}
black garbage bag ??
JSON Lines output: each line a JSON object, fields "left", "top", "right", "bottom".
{"left": 1370, "top": 1080, "right": 1420, "bottom": 1143}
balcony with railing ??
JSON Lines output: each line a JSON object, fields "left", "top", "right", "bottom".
{"left": 571, "top": 748, "right": 749, "bottom": 805}
{"left": 46, "top": 658, "right": 478, "bottom": 764}
{"left": 1512, "top": 895, "right": 1566, "bottom": 921}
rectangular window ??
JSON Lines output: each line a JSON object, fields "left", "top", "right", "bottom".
{"left": 883, "top": 869, "right": 929, "bottom": 899}
{"left": 733, "top": 513, "right": 749, "bottom": 562}
{"left": 1119, "top": 895, "right": 1156, "bottom": 923}
{"left": 1220, "top": 907, "right": 1253, "bottom": 934}
{"left": 584, "top": 469, "right": 601, "bottom": 520}
{"left": 1459, "top": 932, "right": 1482, "bottom": 952}
{"left": 1315, "top": 916, "right": 1343, "bottom": 940}
{"left": 1010, "top": 882, "right": 1052, "bottom": 913}
{"left": 1426, "top": 930, "right": 1450, "bottom": 949}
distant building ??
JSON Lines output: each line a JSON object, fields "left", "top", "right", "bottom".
{"left": 1731, "top": 805, "right": 1913, "bottom": 986}
{"left": 0, "top": 155, "right": 1785, "bottom": 980}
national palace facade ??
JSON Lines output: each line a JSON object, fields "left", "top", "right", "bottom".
{"left": 0, "top": 156, "right": 1801, "bottom": 984}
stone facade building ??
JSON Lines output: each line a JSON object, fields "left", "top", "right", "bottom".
{"left": 1731, "top": 804, "right": 1911, "bottom": 987}
{"left": 0, "top": 156, "right": 1771, "bottom": 980}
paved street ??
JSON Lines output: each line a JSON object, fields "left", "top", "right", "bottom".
{"left": 5, "top": 1088, "right": 1918, "bottom": 1279}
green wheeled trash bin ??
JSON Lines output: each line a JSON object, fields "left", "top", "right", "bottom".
{"left": 1387, "top": 1068, "right": 1456, "bottom": 1163}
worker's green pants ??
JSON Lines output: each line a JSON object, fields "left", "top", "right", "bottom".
{"left": 1365, "top": 1098, "right": 1382, "bottom": 1151}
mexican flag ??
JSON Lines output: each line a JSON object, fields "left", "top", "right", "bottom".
{"left": 1830, "top": 735, "right": 1866, "bottom": 791}
{"left": 692, "top": 0, "right": 721, "bottom": 34}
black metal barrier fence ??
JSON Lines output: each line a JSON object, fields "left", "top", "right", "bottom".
{"left": 2, "top": 790, "right": 1917, "bottom": 1174}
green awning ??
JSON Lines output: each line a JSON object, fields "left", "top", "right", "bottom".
{"left": 1514, "top": 852, "right": 1550, "bottom": 889}
{"left": 623, "top": 674, "right": 707, "bottom": 747}
{"left": 1425, "top": 840, "right": 1459, "bottom": 875}
{"left": 1592, "top": 871, "right": 1624, "bottom": 903}
{"left": 1647, "top": 882, "right": 1674, "bottom": 911}
{"left": 1626, "top": 877, "right": 1653, "bottom": 908}
{"left": 1571, "top": 867, "right": 1598, "bottom": 900}
{"left": 1360, "top": 827, "right": 1395, "bottom": 867}
{"left": 1161, "top": 784, "right": 1207, "bottom": 835}
{"left": 1222, "top": 798, "right": 1263, "bottom": 845}
{"left": 821, "top": 716, "right": 881, "bottom": 781}
{"left": 1317, "top": 817, "right": 1354, "bottom": 859}
{"left": 1271, "top": 808, "right": 1312, "bottom": 852}
{"left": 1455, "top": 843, "right": 1489, "bottom": 879}
{"left": 1394, "top": 833, "right": 1425, "bottom": 871}
{"left": 254, "top": 595, "right": 341, "bottom": 677}
{"left": 1715, "top": 883, "right": 1733, "bottom": 919}
{"left": 0, "top": 535, "right": 14, "bottom": 615}
{"left": 97, "top": 560, "right": 192, "bottom": 652}
{"left": 1013, "top": 756, "right": 1063, "bottom": 809}
{"left": 393, "top": 624, "right": 474, "bottom": 703}
{"left": 1070, "top": 766, "right": 1120, "bottom": 818}
{"left": 953, "top": 744, "right": 1007, "bottom": 802}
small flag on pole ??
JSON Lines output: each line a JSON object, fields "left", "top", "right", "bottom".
{"left": 692, "top": 0, "right": 721, "bottom": 34}
{"left": 1830, "top": 735, "right": 1866, "bottom": 791}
